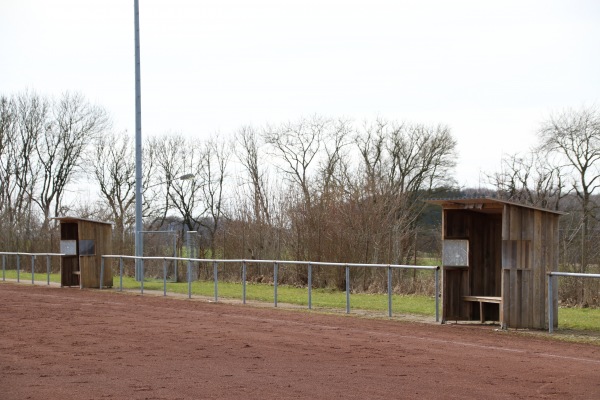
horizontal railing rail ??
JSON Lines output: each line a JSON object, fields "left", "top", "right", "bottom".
{"left": 0, "top": 252, "right": 64, "bottom": 286}
{"left": 547, "top": 271, "right": 600, "bottom": 333}
{"left": 100, "top": 255, "right": 440, "bottom": 322}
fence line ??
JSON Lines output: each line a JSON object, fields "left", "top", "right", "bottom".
{"left": 547, "top": 271, "right": 600, "bottom": 333}
{"left": 0, "top": 252, "right": 64, "bottom": 286}
{"left": 100, "top": 255, "right": 440, "bottom": 321}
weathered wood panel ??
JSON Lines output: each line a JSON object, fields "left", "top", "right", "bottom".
{"left": 521, "top": 208, "right": 534, "bottom": 240}
{"left": 502, "top": 269, "right": 510, "bottom": 326}
{"left": 519, "top": 269, "right": 533, "bottom": 328}
{"left": 502, "top": 240, "right": 531, "bottom": 270}
{"left": 469, "top": 213, "right": 502, "bottom": 321}
{"left": 550, "top": 214, "right": 559, "bottom": 329}
{"left": 532, "top": 210, "right": 544, "bottom": 328}
{"left": 79, "top": 220, "right": 112, "bottom": 288}
{"left": 60, "top": 223, "right": 79, "bottom": 287}
{"left": 443, "top": 210, "right": 471, "bottom": 321}
{"left": 444, "top": 210, "right": 471, "bottom": 238}
{"left": 60, "top": 256, "right": 79, "bottom": 287}
{"left": 509, "top": 205, "right": 522, "bottom": 241}
{"left": 443, "top": 268, "right": 470, "bottom": 321}
{"left": 501, "top": 206, "right": 560, "bottom": 329}
{"left": 60, "top": 223, "right": 78, "bottom": 241}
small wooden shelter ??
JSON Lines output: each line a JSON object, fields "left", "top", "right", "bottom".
{"left": 426, "top": 197, "right": 564, "bottom": 329}
{"left": 55, "top": 216, "right": 113, "bottom": 288}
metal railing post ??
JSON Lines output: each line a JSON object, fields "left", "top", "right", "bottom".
{"left": 119, "top": 257, "right": 124, "bottom": 292}
{"left": 46, "top": 255, "right": 51, "bottom": 285}
{"left": 100, "top": 257, "right": 104, "bottom": 289}
{"left": 274, "top": 262, "right": 278, "bottom": 307}
{"left": 435, "top": 266, "right": 440, "bottom": 323}
{"left": 346, "top": 265, "right": 350, "bottom": 314}
{"left": 163, "top": 259, "right": 167, "bottom": 296}
{"left": 548, "top": 273, "right": 554, "bottom": 334}
{"left": 17, "top": 254, "right": 20, "bottom": 283}
{"left": 213, "top": 261, "right": 218, "bottom": 302}
{"left": 308, "top": 263, "right": 312, "bottom": 310}
{"left": 387, "top": 266, "right": 392, "bottom": 317}
{"left": 242, "top": 261, "right": 247, "bottom": 304}
{"left": 31, "top": 255, "right": 35, "bottom": 284}
{"left": 2, "top": 254, "right": 5, "bottom": 281}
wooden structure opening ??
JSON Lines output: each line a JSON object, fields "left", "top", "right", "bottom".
{"left": 427, "top": 198, "right": 564, "bottom": 330}
{"left": 55, "top": 217, "right": 113, "bottom": 289}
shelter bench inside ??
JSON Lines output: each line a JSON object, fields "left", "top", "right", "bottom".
{"left": 462, "top": 296, "right": 502, "bottom": 323}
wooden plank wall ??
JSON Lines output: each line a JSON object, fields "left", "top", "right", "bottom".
{"left": 60, "top": 223, "right": 79, "bottom": 287}
{"left": 442, "top": 210, "right": 470, "bottom": 321}
{"left": 443, "top": 268, "right": 469, "bottom": 320}
{"left": 470, "top": 213, "right": 502, "bottom": 321}
{"left": 501, "top": 205, "right": 559, "bottom": 329}
{"left": 79, "top": 220, "right": 113, "bottom": 288}
{"left": 442, "top": 210, "right": 502, "bottom": 322}
{"left": 60, "top": 257, "right": 79, "bottom": 287}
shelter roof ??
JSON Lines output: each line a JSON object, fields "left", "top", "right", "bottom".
{"left": 52, "top": 216, "right": 114, "bottom": 226}
{"left": 425, "top": 196, "right": 567, "bottom": 215}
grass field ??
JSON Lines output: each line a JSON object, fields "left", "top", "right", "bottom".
{"left": 3, "top": 269, "right": 599, "bottom": 331}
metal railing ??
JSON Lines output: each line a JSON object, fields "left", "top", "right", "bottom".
{"left": 101, "top": 255, "right": 440, "bottom": 321}
{"left": 547, "top": 271, "right": 600, "bottom": 333}
{"left": 0, "top": 252, "right": 64, "bottom": 286}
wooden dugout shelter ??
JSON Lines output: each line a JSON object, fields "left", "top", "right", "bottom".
{"left": 54, "top": 216, "right": 113, "bottom": 289}
{"left": 426, "top": 197, "right": 564, "bottom": 329}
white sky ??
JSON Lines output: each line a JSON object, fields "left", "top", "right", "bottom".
{"left": 1, "top": 0, "right": 599, "bottom": 189}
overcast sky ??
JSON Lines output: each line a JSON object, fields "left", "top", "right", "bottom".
{"left": 1, "top": 0, "right": 599, "bottom": 188}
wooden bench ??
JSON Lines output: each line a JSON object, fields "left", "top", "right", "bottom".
{"left": 463, "top": 296, "right": 502, "bottom": 323}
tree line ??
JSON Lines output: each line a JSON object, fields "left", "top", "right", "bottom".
{"left": 1, "top": 91, "right": 599, "bottom": 304}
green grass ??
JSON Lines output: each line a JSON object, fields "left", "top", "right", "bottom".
{"left": 2, "top": 269, "right": 61, "bottom": 283}
{"left": 557, "top": 307, "right": 600, "bottom": 331}
{"left": 3, "top": 269, "right": 599, "bottom": 331}
{"left": 416, "top": 257, "right": 442, "bottom": 267}
{"left": 119, "top": 276, "right": 436, "bottom": 316}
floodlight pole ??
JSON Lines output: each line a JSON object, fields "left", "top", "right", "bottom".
{"left": 134, "top": 0, "right": 143, "bottom": 280}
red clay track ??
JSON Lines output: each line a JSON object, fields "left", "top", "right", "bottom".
{"left": 1, "top": 283, "right": 599, "bottom": 399}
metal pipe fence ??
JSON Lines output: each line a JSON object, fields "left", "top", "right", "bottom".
{"left": 100, "top": 255, "right": 440, "bottom": 321}
{"left": 547, "top": 271, "right": 600, "bottom": 333}
{"left": 0, "top": 252, "right": 64, "bottom": 286}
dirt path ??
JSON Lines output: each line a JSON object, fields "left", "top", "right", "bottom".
{"left": 1, "top": 283, "right": 599, "bottom": 399}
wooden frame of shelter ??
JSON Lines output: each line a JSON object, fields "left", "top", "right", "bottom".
{"left": 426, "top": 197, "right": 565, "bottom": 330}
{"left": 54, "top": 216, "right": 113, "bottom": 289}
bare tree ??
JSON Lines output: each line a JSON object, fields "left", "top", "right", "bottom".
{"left": 235, "top": 126, "right": 270, "bottom": 224}
{"left": 539, "top": 106, "right": 600, "bottom": 303}
{"left": 353, "top": 120, "right": 457, "bottom": 263}
{"left": 234, "top": 126, "right": 274, "bottom": 262}
{"left": 263, "top": 116, "right": 326, "bottom": 208}
{"left": 387, "top": 122, "right": 457, "bottom": 194}
{"left": 197, "top": 137, "right": 230, "bottom": 258}
{"left": 150, "top": 133, "right": 230, "bottom": 259}
{"left": 0, "top": 92, "right": 47, "bottom": 249}
{"left": 34, "top": 92, "right": 110, "bottom": 229}
{"left": 317, "top": 119, "right": 352, "bottom": 198}
{"left": 150, "top": 134, "right": 202, "bottom": 231}
{"left": 312, "top": 119, "right": 352, "bottom": 262}
{"left": 91, "top": 131, "right": 136, "bottom": 249}
{"left": 488, "top": 151, "right": 567, "bottom": 210}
